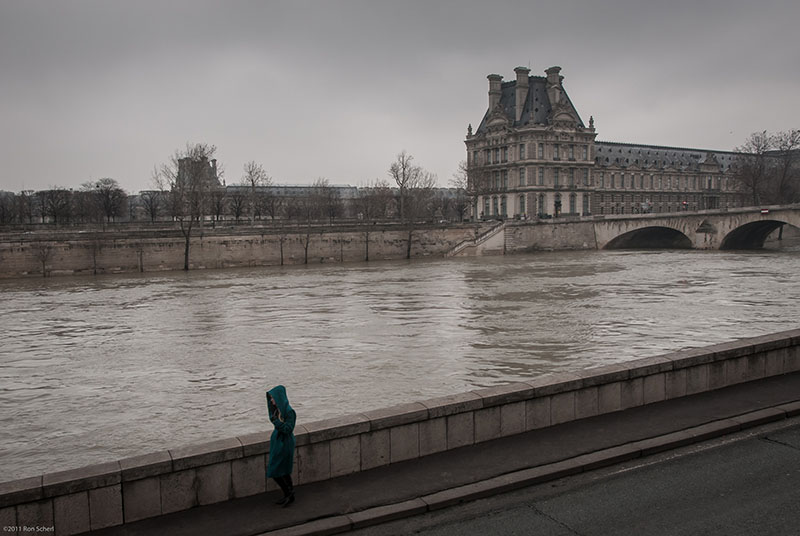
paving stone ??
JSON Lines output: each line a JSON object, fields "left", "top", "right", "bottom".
{"left": 231, "top": 455, "right": 266, "bottom": 498}
{"left": 419, "top": 417, "right": 447, "bottom": 457}
{"left": 598, "top": 382, "right": 622, "bottom": 413}
{"left": 88, "top": 484, "right": 123, "bottom": 531}
{"left": 575, "top": 387, "right": 599, "bottom": 420}
{"left": 297, "top": 442, "right": 331, "bottom": 485}
{"left": 500, "top": 401, "right": 526, "bottom": 436}
{"left": 196, "top": 462, "right": 232, "bottom": 505}
{"left": 360, "top": 430, "right": 390, "bottom": 470}
{"left": 446, "top": 412, "right": 474, "bottom": 449}
{"left": 390, "top": 423, "right": 420, "bottom": 463}
{"left": 53, "top": 491, "right": 89, "bottom": 536}
{"left": 643, "top": 373, "right": 666, "bottom": 404}
{"left": 122, "top": 476, "right": 161, "bottom": 522}
{"left": 473, "top": 407, "right": 501, "bottom": 443}
{"left": 526, "top": 396, "right": 551, "bottom": 430}
{"left": 16, "top": 499, "right": 53, "bottom": 532}
{"left": 551, "top": 392, "right": 576, "bottom": 425}
{"left": 159, "top": 469, "right": 197, "bottom": 515}
{"left": 330, "top": 436, "right": 360, "bottom": 478}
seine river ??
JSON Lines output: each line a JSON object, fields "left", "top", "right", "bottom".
{"left": 2, "top": 247, "right": 800, "bottom": 481}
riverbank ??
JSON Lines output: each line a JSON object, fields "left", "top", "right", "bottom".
{"left": 0, "top": 222, "right": 491, "bottom": 279}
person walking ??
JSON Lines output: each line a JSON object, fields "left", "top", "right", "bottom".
{"left": 266, "top": 385, "right": 296, "bottom": 507}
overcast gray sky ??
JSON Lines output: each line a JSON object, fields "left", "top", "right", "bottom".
{"left": 1, "top": 0, "right": 798, "bottom": 193}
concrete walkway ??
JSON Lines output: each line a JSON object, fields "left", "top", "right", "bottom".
{"left": 87, "top": 372, "right": 800, "bottom": 536}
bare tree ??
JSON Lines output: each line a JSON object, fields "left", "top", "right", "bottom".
{"left": 242, "top": 161, "right": 271, "bottom": 223}
{"left": 289, "top": 188, "right": 319, "bottom": 264}
{"left": 210, "top": 187, "right": 227, "bottom": 223}
{"left": 73, "top": 187, "right": 100, "bottom": 223}
{"left": 37, "top": 188, "right": 73, "bottom": 224}
{"left": 354, "top": 179, "right": 392, "bottom": 261}
{"left": 430, "top": 189, "right": 455, "bottom": 222}
{"left": 389, "top": 151, "right": 424, "bottom": 222}
{"left": 16, "top": 190, "right": 37, "bottom": 224}
{"left": 260, "top": 190, "right": 283, "bottom": 221}
{"left": 452, "top": 159, "right": 491, "bottom": 220}
{"left": 82, "top": 178, "right": 127, "bottom": 222}
{"left": 388, "top": 152, "right": 437, "bottom": 258}
{"left": 733, "top": 131, "right": 773, "bottom": 206}
{"left": 0, "top": 192, "right": 14, "bottom": 224}
{"left": 772, "top": 129, "right": 800, "bottom": 204}
{"left": 34, "top": 242, "right": 53, "bottom": 277}
{"left": 356, "top": 179, "right": 393, "bottom": 222}
{"left": 154, "top": 143, "right": 221, "bottom": 270}
{"left": 228, "top": 189, "right": 247, "bottom": 222}
{"left": 312, "top": 178, "right": 342, "bottom": 225}
{"left": 139, "top": 190, "right": 162, "bottom": 223}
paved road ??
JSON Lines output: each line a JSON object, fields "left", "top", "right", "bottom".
{"left": 353, "top": 419, "right": 800, "bottom": 536}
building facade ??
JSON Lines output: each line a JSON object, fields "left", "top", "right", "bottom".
{"left": 465, "top": 66, "right": 744, "bottom": 220}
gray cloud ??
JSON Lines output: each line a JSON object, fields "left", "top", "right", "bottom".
{"left": 1, "top": 0, "right": 798, "bottom": 192}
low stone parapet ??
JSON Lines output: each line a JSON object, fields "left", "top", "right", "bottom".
{"left": 2, "top": 329, "right": 799, "bottom": 534}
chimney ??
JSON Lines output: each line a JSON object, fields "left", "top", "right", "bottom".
{"left": 487, "top": 74, "right": 503, "bottom": 110}
{"left": 545, "top": 66, "right": 563, "bottom": 105}
{"left": 514, "top": 67, "right": 530, "bottom": 122}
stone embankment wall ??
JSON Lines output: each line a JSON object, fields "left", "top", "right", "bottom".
{"left": 2, "top": 329, "right": 798, "bottom": 534}
{"left": 0, "top": 223, "right": 493, "bottom": 279}
{"left": 504, "top": 218, "right": 598, "bottom": 252}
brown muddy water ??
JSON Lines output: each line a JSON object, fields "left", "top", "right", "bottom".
{"left": 1, "top": 247, "right": 799, "bottom": 480}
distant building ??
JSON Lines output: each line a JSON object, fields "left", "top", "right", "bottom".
{"left": 177, "top": 156, "right": 222, "bottom": 190}
{"left": 465, "top": 66, "right": 745, "bottom": 219}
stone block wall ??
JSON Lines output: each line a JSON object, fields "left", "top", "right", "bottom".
{"left": 0, "top": 224, "right": 490, "bottom": 279}
{"left": 1, "top": 329, "right": 798, "bottom": 534}
{"left": 504, "top": 219, "right": 597, "bottom": 252}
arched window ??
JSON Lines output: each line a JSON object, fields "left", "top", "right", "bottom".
{"left": 582, "top": 194, "right": 590, "bottom": 215}
{"left": 492, "top": 196, "right": 498, "bottom": 215}
{"left": 519, "top": 195, "right": 526, "bottom": 215}
{"left": 569, "top": 193, "right": 577, "bottom": 214}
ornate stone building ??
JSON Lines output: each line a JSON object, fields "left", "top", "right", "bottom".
{"left": 465, "top": 66, "right": 744, "bottom": 219}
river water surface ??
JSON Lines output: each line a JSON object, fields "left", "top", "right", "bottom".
{"left": 2, "top": 248, "right": 799, "bottom": 480}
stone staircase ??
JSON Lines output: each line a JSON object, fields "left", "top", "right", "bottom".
{"left": 445, "top": 221, "right": 505, "bottom": 257}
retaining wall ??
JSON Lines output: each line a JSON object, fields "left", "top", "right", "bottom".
{"left": 2, "top": 329, "right": 799, "bottom": 534}
{"left": 0, "top": 223, "right": 490, "bottom": 279}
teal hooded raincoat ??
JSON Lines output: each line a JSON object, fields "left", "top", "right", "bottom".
{"left": 266, "top": 385, "right": 296, "bottom": 478}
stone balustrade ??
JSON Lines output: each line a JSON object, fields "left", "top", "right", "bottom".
{"left": 2, "top": 329, "right": 799, "bottom": 535}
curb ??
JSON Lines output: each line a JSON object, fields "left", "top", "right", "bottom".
{"left": 260, "top": 401, "right": 800, "bottom": 536}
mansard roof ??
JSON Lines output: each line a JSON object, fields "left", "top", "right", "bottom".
{"left": 474, "top": 76, "right": 585, "bottom": 135}
{"left": 594, "top": 141, "right": 739, "bottom": 173}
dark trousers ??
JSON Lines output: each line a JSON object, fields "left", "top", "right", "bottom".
{"left": 273, "top": 474, "right": 294, "bottom": 497}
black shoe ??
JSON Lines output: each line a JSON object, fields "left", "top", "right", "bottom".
{"left": 274, "top": 495, "right": 290, "bottom": 505}
{"left": 280, "top": 493, "right": 295, "bottom": 508}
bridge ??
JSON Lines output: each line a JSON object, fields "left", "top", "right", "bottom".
{"left": 593, "top": 204, "right": 800, "bottom": 250}
{"left": 454, "top": 205, "right": 800, "bottom": 255}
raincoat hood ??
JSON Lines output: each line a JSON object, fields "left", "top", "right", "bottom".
{"left": 267, "top": 385, "right": 292, "bottom": 417}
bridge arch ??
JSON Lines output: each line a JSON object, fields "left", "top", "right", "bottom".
{"left": 720, "top": 219, "right": 795, "bottom": 250}
{"left": 604, "top": 226, "right": 692, "bottom": 249}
